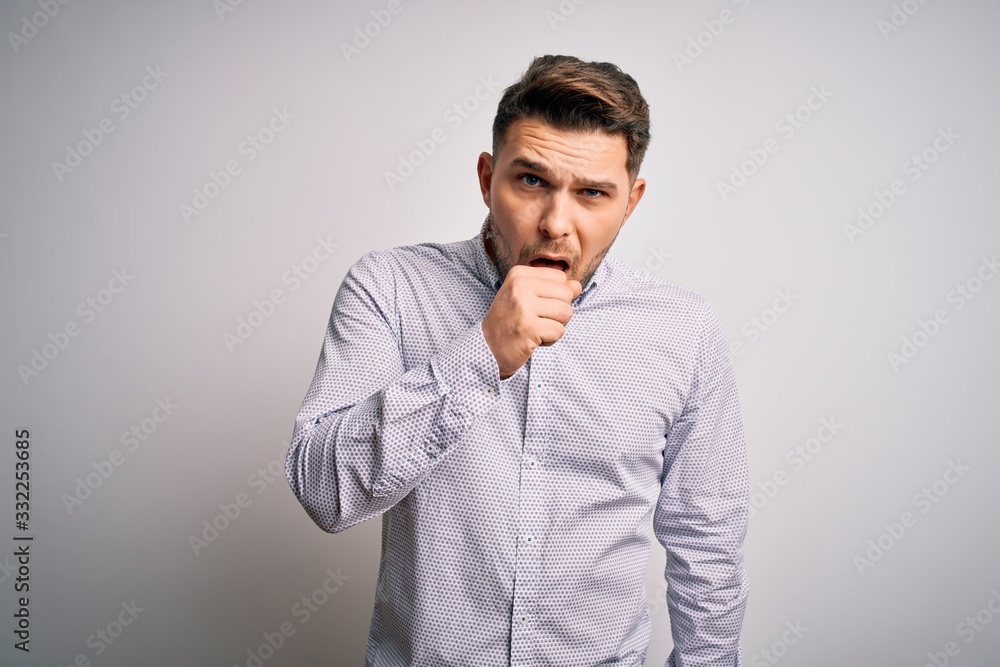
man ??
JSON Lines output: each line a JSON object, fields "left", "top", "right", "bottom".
{"left": 286, "top": 54, "right": 749, "bottom": 666}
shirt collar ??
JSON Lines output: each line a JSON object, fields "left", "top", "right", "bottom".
{"left": 473, "top": 217, "right": 609, "bottom": 301}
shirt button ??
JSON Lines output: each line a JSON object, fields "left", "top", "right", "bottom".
{"left": 518, "top": 614, "right": 528, "bottom": 625}
{"left": 524, "top": 534, "right": 534, "bottom": 544}
{"left": 424, "top": 443, "right": 434, "bottom": 454}
{"left": 484, "top": 385, "right": 496, "bottom": 396}
{"left": 533, "top": 381, "right": 542, "bottom": 391}
{"left": 526, "top": 457, "right": 537, "bottom": 469}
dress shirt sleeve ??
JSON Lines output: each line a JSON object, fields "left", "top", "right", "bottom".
{"left": 654, "top": 299, "right": 750, "bottom": 667}
{"left": 285, "top": 250, "right": 506, "bottom": 534}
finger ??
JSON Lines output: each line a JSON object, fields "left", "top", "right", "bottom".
{"left": 519, "top": 265, "right": 574, "bottom": 283}
{"left": 520, "top": 266, "right": 582, "bottom": 299}
{"left": 532, "top": 296, "right": 575, "bottom": 326}
{"left": 535, "top": 318, "right": 567, "bottom": 346}
{"left": 517, "top": 273, "right": 579, "bottom": 302}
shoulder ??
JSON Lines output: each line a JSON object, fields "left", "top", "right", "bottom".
{"left": 601, "top": 254, "right": 715, "bottom": 324}
{"left": 361, "top": 236, "right": 473, "bottom": 275}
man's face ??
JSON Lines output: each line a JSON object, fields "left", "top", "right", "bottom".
{"left": 477, "top": 117, "right": 646, "bottom": 290}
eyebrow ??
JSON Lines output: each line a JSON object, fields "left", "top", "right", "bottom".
{"left": 510, "top": 157, "right": 619, "bottom": 194}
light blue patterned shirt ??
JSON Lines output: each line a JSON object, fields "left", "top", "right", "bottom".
{"left": 286, "top": 219, "right": 749, "bottom": 666}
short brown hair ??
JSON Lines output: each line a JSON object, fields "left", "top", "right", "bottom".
{"left": 492, "top": 54, "right": 651, "bottom": 184}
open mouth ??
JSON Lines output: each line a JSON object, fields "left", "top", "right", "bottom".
{"left": 528, "top": 257, "right": 569, "bottom": 272}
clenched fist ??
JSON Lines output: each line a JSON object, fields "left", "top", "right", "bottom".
{"left": 481, "top": 264, "right": 583, "bottom": 379}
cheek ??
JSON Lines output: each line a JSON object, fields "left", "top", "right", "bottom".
{"left": 493, "top": 203, "right": 535, "bottom": 244}
{"left": 578, "top": 228, "right": 615, "bottom": 264}
{"left": 496, "top": 183, "right": 544, "bottom": 216}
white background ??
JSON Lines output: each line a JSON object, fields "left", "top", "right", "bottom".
{"left": 2, "top": 0, "right": 999, "bottom": 665}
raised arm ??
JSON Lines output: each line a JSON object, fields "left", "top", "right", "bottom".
{"left": 654, "top": 299, "right": 750, "bottom": 667}
{"left": 285, "top": 250, "right": 506, "bottom": 533}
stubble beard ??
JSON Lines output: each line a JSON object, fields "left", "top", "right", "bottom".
{"left": 483, "top": 210, "right": 616, "bottom": 290}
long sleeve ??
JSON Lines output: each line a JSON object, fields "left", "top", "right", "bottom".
{"left": 654, "top": 299, "right": 750, "bottom": 667}
{"left": 285, "top": 250, "right": 508, "bottom": 534}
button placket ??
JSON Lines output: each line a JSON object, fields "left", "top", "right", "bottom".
{"left": 511, "top": 354, "right": 546, "bottom": 664}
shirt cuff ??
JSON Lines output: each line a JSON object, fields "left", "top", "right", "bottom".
{"left": 429, "top": 320, "right": 504, "bottom": 417}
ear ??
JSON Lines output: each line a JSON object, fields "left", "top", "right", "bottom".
{"left": 477, "top": 152, "right": 494, "bottom": 207}
{"left": 621, "top": 177, "right": 646, "bottom": 226}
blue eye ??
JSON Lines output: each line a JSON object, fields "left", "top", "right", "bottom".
{"left": 521, "top": 174, "right": 542, "bottom": 187}
{"left": 583, "top": 189, "right": 603, "bottom": 198}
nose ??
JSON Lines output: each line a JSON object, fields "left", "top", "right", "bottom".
{"left": 537, "top": 190, "right": 575, "bottom": 239}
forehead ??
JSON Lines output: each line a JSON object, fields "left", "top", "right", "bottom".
{"left": 499, "top": 117, "right": 628, "bottom": 175}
